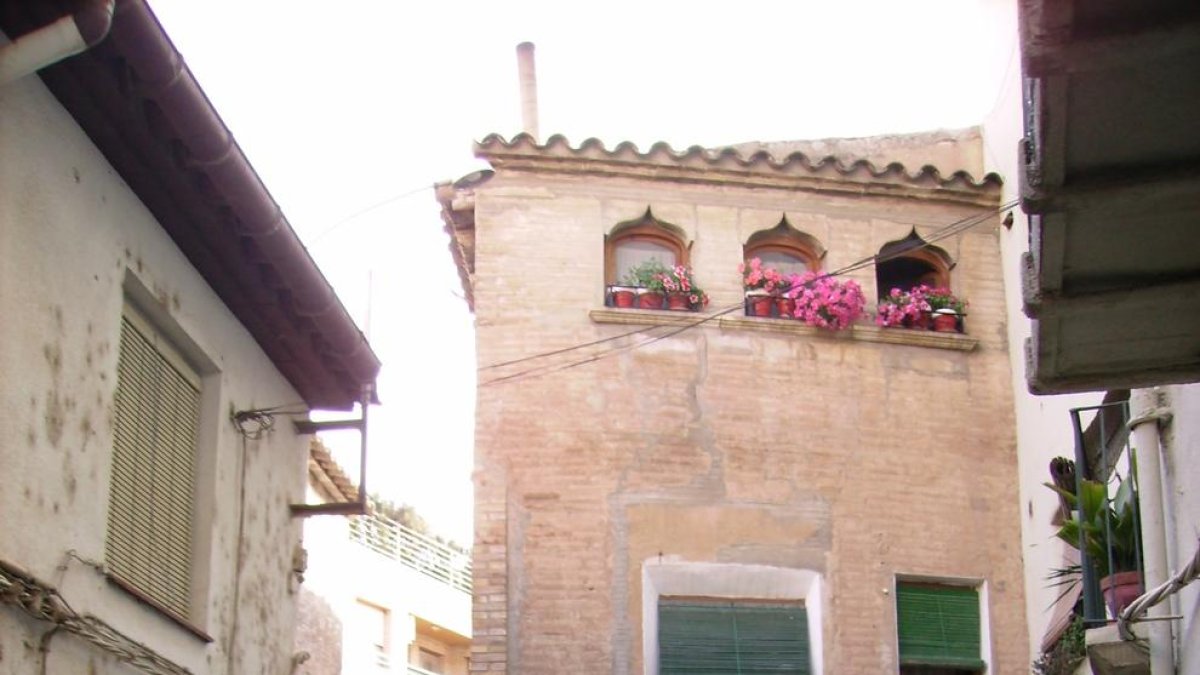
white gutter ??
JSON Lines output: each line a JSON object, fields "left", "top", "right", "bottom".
{"left": 1128, "top": 387, "right": 1174, "bottom": 674}
{"left": 0, "top": 0, "right": 114, "bottom": 86}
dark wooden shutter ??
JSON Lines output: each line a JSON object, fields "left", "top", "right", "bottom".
{"left": 105, "top": 312, "right": 199, "bottom": 618}
{"left": 896, "top": 583, "right": 984, "bottom": 670}
{"left": 659, "top": 599, "right": 811, "bottom": 674}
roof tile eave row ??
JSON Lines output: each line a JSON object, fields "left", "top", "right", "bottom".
{"left": 474, "top": 133, "right": 1003, "bottom": 194}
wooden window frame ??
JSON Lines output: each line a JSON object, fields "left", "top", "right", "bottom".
{"left": 876, "top": 234, "right": 954, "bottom": 297}
{"left": 743, "top": 235, "right": 823, "bottom": 273}
{"left": 605, "top": 222, "right": 689, "bottom": 285}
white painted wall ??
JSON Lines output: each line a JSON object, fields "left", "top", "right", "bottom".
{"left": 0, "top": 64, "right": 309, "bottom": 673}
{"left": 298, "top": 499, "right": 473, "bottom": 675}
{"left": 978, "top": 0, "right": 1104, "bottom": 664}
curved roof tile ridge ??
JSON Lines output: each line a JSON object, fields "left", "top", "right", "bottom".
{"left": 474, "top": 133, "right": 1002, "bottom": 189}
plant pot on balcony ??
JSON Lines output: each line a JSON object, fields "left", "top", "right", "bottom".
{"left": 1100, "top": 571, "right": 1142, "bottom": 616}
{"left": 610, "top": 286, "right": 638, "bottom": 308}
{"left": 666, "top": 292, "right": 692, "bottom": 311}
{"left": 638, "top": 290, "right": 665, "bottom": 310}
{"left": 746, "top": 292, "right": 772, "bottom": 317}
{"left": 774, "top": 296, "right": 796, "bottom": 318}
{"left": 932, "top": 309, "right": 960, "bottom": 333}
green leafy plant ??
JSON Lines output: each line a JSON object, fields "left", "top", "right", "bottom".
{"left": 923, "top": 286, "right": 967, "bottom": 314}
{"left": 1045, "top": 476, "right": 1140, "bottom": 578}
{"left": 621, "top": 258, "right": 670, "bottom": 292}
{"left": 1032, "top": 615, "right": 1086, "bottom": 675}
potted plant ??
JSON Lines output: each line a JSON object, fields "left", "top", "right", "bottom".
{"left": 923, "top": 286, "right": 967, "bottom": 333}
{"left": 1045, "top": 475, "right": 1142, "bottom": 615}
{"left": 875, "top": 287, "right": 929, "bottom": 329}
{"left": 621, "top": 258, "right": 670, "bottom": 309}
{"left": 660, "top": 263, "right": 709, "bottom": 311}
{"left": 739, "top": 257, "right": 787, "bottom": 317}
{"left": 787, "top": 272, "right": 866, "bottom": 331}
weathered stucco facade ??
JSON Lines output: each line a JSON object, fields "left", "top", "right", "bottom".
{"left": 444, "top": 133, "right": 1030, "bottom": 673}
{"left": 0, "top": 4, "right": 377, "bottom": 672}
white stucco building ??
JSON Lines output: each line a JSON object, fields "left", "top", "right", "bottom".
{"left": 0, "top": 1, "right": 379, "bottom": 672}
{"left": 985, "top": 0, "right": 1200, "bottom": 673}
{"left": 297, "top": 441, "right": 473, "bottom": 675}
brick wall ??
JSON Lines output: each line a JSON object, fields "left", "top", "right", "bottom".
{"left": 469, "top": 168, "right": 1027, "bottom": 674}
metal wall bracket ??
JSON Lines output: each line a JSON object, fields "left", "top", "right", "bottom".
{"left": 290, "top": 384, "right": 372, "bottom": 518}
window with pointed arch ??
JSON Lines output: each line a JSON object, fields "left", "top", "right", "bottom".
{"left": 742, "top": 219, "right": 824, "bottom": 276}
{"left": 605, "top": 212, "right": 690, "bottom": 310}
{"left": 875, "top": 231, "right": 952, "bottom": 297}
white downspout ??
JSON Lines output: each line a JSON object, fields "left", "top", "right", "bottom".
{"left": 1129, "top": 388, "right": 1174, "bottom": 674}
{"left": 0, "top": 0, "right": 114, "bottom": 86}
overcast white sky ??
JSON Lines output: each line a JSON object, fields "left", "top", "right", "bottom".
{"left": 149, "top": 0, "right": 1016, "bottom": 543}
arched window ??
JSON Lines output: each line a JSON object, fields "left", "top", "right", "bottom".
{"left": 875, "top": 230, "right": 952, "bottom": 297}
{"left": 743, "top": 218, "right": 824, "bottom": 274}
{"left": 605, "top": 210, "right": 689, "bottom": 285}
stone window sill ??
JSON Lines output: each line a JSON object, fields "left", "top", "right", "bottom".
{"left": 588, "top": 308, "right": 978, "bottom": 352}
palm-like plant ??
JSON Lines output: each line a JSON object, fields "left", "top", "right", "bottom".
{"left": 1045, "top": 477, "right": 1140, "bottom": 578}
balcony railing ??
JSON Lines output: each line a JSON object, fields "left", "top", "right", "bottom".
{"left": 1067, "top": 400, "right": 1144, "bottom": 626}
{"left": 350, "top": 514, "right": 472, "bottom": 595}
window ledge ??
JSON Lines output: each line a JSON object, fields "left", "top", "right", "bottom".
{"left": 106, "top": 573, "right": 213, "bottom": 643}
{"left": 589, "top": 308, "right": 978, "bottom": 352}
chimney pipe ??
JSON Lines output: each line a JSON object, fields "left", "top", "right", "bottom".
{"left": 516, "top": 41, "right": 539, "bottom": 141}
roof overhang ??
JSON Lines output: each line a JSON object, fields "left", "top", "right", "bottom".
{"left": 1018, "top": 0, "right": 1200, "bottom": 394}
{"left": 0, "top": 0, "right": 380, "bottom": 409}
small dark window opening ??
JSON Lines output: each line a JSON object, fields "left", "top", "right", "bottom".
{"left": 875, "top": 231, "right": 951, "bottom": 298}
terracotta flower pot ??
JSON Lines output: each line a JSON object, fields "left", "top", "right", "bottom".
{"left": 666, "top": 292, "right": 691, "bottom": 311}
{"left": 638, "top": 291, "right": 665, "bottom": 310}
{"left": 774, "top": 296, "right": 796, "bottom": 318}
{"left": 932, "top": 311, "right": 959, "bottom": 333}
{"left": 1100, "top": 571, "right": 1142, "bottom": 616}
{"left": 905, "top": 311, "right": 932, "bottom": 330}
{"left": 611, "top": 288, "right": 636, "bottom": 308}
{"left": 747, "top": 294, "right": 772, "bottom": 317}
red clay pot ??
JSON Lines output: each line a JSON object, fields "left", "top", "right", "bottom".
{"left": 611, "top": 289, "right": 636, "bottom": 308}
{"left": 774, "top": 296, "right": 796, "bottom": 318}
{"left": 932, "top": 312, "right": 959, "bottom": 333}
{"left": 667, "top": 292, "right": 691, "bottom": 311}
{"left": 747, "top": 295, "right": 772, "bottom": 317}
{"left": 638, "top": 292, "right": 665, "bottom": 310}
{"left": 1100, "top": 571, "right": 1142, "bottom": 616}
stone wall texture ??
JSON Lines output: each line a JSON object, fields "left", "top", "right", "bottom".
{"left": 468, "top": 158, "right": 1028, "bottom": 674}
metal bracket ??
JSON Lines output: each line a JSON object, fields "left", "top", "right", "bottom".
{"left": 290, "top": 384, "right": 372, "bottom": 518}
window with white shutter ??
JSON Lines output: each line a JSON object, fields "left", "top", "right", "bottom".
{"left": 105, "top": 306, "right": 200, "bottom": 620}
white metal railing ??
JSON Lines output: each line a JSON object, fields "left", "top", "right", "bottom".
{"left": 349, "top": 514, "right": 472, "bottom": 594}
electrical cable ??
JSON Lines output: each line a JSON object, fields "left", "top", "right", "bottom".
{"left": 476, "top": 199, "right": 1018, "bottom": 386}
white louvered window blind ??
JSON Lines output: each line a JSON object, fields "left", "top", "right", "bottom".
{"left": 105, "top": 307, "right": 200, "bottom": 620}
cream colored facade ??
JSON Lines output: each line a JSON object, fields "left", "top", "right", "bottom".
{"left": 297, "top": 449, "right": 473, "bottom": 675}
{"left": 445, "top": 132, "right": 1030, "bottom": 674}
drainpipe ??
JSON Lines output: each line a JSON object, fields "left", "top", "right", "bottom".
{"left": 0, "top": 0, "right": 114, "bottom": 86}
{"left": 1128, "top": 387, "right": 1174, "bottom": 674}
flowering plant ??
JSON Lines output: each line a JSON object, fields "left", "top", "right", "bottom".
{"left": 923, "top": 286, "right": 967, "bottom": 314}
{"left": 621, "top": 258, "right": 670, "bottom": 292}
{"left": 787, "top": 272, "right": 866, "bottom": 330}
{"left": 739, "top": 258, "right": 789, "bottom": 294}
{"left": 875, "top": 287, "right": 931, "bottom": 327}
{"left": 660, "top": 263, "right": 709, "bottom": 308}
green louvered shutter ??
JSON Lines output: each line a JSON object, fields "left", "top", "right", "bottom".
{"left": 105, "top": 312, "right": 199, "bottom": 619}
{"left": 896, "top": 583, "right": 984, "bottom": 671}
{"left": 659, "top": 599, "right": 811, "bottom": 674}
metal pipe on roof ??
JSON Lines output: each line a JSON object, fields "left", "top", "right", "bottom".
{"left": 516, "top": 41, "right": 539, "bottom": 141}
{"left": 0, "top": 0, "right": 113, "bottom": 86}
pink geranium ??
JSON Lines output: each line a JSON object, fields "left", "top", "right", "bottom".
{"left": 787, "top": 272, "right": 866, "bottom": 330}
{"left": 739, "top": 258, "right": 789, "bottom": 294}
{"left": 657, "top": 264, "right": 709, "bottom": 308}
